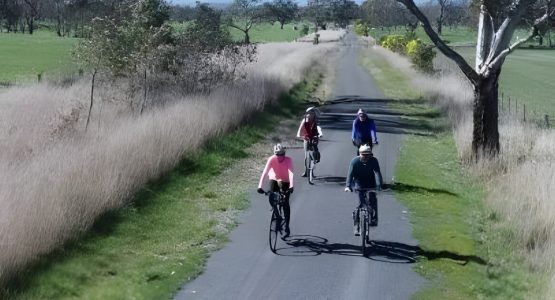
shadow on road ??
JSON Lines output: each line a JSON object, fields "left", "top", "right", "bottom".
{"left": 276, "top": 235, "right": 487, "bottom": 266}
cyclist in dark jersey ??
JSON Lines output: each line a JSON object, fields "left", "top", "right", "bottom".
{"left": 345, "top": 144, "right": 383, "bottom": 235}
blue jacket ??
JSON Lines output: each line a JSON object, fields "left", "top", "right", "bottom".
{"left": 346, "top": 156, "right": 383, "bottom": 189}
{"left": 351, "top": 115, "right": 377, "bottom": 143}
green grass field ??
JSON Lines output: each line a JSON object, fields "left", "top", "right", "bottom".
{"left": 0, "top": 31, "right": 78, "bottom": 83}
{"left": 229, "top": 22, "right": 307, "bottom": 43}
{"left": 440, "top": 46, "right": 555, "bottom": 119}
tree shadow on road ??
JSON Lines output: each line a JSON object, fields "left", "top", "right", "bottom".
{"left": 276, "top": 235, "right": 486, "bottom": 266}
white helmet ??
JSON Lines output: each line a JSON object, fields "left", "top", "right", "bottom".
{"left": 359, "top": 144, "right": 372, "bottom": 155}
{"left": 306, "top": 106, "right": 321, "bottom": 118}
{"left": 273, "top": 143, "right": 286, "bottom": 155}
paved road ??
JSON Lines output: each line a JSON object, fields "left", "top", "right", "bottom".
{"left": 175, "top": 33, "right": 425, "bottom": 300}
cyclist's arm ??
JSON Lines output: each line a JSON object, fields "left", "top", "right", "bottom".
{"left": 287, "top": 157, "right": 294, "bottom": 188}
{"left": 296, "top": 119, "right": 304, "bottom": 138}
{"left": 370, "top": 119, "right": 378, "bottom": 143}
{"left": 317, "top": 125, "right": 323, "bottom": 138}
{"left": 258, "top": 157, "right": 273, "bottom": 189}
{"left": 351, "top": 119, "right": 357, "bottom": 141}
{"left": 372, "top": 158, "right": 383, "bottom": 187}
{"left": 346, "top": 159, "right": 355, "bottom": 189}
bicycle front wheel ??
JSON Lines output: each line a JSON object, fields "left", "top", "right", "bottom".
{"left": 361, "top": 213, "right": 368, "bottom": 257}
{"left": 307, "top": 153, "right": 315, "bottom": 185}
{"left": 269, "top": 212, "right": 278, "bottom": 253}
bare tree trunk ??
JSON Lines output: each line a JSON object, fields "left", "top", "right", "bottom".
{"left": 140, "top": 68, "right": 147, "bottom": 115}
{"left": 85, "top": 69, "right": 98, "bottom": 131}
{"left": 472, "top": 73, "right": 500, "bottom": 156}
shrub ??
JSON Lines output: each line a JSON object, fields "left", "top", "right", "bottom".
{"left": 354, "top": 20, "right": 369, "bottom": 37}
{"left": 300, "top": 24, "right": 309, "bottom": 36}
{"left": 380, "top": 35, "right": 407, "bottom": 54}
{"left": 406, "top": 39, "right": 436, "bottom": 73}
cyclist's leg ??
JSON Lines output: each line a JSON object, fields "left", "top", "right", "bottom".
{"left": 268, "top": 180, "right": 281, "bottom": 221}
{"left": 282, "top": 182, "right": 291, "bottom": 236}
{"left": 369, "top": 191, "right": 378, "bottom": 226}
{"left": 302, "top": 140, "right": 308, "bottom": 177}
{"left": 353, "top": 190, "right": 365, "bottom": 235}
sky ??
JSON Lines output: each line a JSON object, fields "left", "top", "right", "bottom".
{"left": 168, "top": 0, "right": 368, "bottom": 6}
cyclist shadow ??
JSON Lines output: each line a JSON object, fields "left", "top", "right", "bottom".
{"left": 310, "top": 176, "right": 346, "bottom": 186}
{"left": 276, "top": 235, "right": 417, "bottom": 263}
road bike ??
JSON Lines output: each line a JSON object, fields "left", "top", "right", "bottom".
{"left": 354, "top": 188, "right": 378, "bottom": 257}
{"left": 263, "top": 189, "right": 289, "bottom": 253}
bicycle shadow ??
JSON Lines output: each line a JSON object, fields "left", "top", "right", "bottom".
{"left": 276, "top": 235, "right": 487, "bottom": 265}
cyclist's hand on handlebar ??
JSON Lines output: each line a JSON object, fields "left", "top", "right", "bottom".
{"left": 344, "top": 187, "right": 352, "bottom": 192}
{"left": 373, "top": 140, "right": 379, "bottom": 145}
{"left": 352, "top": 140, "right": 357, "bottom": 146}
{"left": 257, "top": 188, "right": 265, "bottom": 194}
{"left": 288, "top": 187, "right": 294, "bottom": 194}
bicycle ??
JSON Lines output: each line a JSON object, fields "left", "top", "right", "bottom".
{"left": 353, "top": 188, "right": 378, "bottom": 257}
{"left": 304, "top": 137, "right": 319, "bottom": 185}
{"left": 262, "top": 189, "right": 289, "bottom": 253}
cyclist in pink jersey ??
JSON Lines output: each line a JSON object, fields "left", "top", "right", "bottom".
{"left": 257, "top": 144, "right": 294, "bottom": 237}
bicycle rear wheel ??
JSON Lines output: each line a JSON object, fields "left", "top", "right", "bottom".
{"left": 269, "top": 212, "right": 279, "bottom": 253}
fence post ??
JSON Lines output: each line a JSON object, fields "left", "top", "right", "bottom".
{"left": 546, "top": 115, "right": 550, "bottom": 128}
{"left": 515, "top": 99, "right": 518, "bottom": 114}
{"left": 508, "top": 96, "right": 511, "bottom": 113}
{"left": 523, "top": 104, "right": 526, "bottom": 122}
{"left": 501, "top": 94, "right": 504, "bottom": 111}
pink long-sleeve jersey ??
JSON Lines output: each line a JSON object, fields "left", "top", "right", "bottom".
{"left": 258, "top": 155, "right": 294, "bottom": 189}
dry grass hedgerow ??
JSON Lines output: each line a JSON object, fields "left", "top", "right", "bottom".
{"left": 0, "top": 42, "right": 338, "bottom": 283}
{"left": 370, "top": 44, "right": 555, "bottom": 294}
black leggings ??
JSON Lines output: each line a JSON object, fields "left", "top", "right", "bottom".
{"left": 268, "top": 180, "right": 291, "bottom": 228}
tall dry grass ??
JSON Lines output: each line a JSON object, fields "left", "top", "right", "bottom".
{"left": 369, "top": 44, "right": 555, "bottom": 295}
{"left": 0, "top": 42, "right": 338, "bottom": 283}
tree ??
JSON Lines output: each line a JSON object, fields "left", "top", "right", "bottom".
{"left": 330, "top": 0, "right": 358, "bottom": 28}
{"left": 436, "top": 0, "right": 451, "bottom": 35}
{"left": 265, "top": 0, "right": 298, "bottom": 29}
{"left": 397, "top": 0, "right": 554, "bottom": 156}
{"left": 20, "top": 0, "right": 40, "bottom": 34}
{"left": 227, "top": 0, "right": 262, "bottom": 43}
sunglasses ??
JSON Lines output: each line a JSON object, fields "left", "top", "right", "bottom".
{"left": 276, "top": 153, "right": 285, "bottom": 156}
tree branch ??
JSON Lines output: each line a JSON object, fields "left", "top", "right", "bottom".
{"left": 476, "top": 5, "right": 494, "bottom": 70}
{"left": 487, "top": 12, "right": 551, "bottom": 72}
{"left": 397, "top": 0, "right": 480, "bottom": 85}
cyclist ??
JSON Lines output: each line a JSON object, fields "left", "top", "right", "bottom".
{"left": 297, "top": 106, "right": 323, "bottom": 177}
{"left": 344, "top": 144, "right": 383, "bottom": 236}
{"left": 351, "top": 108, "right": 378, "bottom": 155}
{"left": 257, "top": 143, "right": 294, "bottom": 237}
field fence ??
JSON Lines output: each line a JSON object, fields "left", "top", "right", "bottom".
{"left": 499, "top": 92, "right": 555, "bottom": 128}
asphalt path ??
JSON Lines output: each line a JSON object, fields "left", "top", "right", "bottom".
{"left": 175, "top": 33, "right": 425, "bottom": 300}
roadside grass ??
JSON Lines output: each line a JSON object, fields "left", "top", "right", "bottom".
{"left": 229, "top": 22, "right": 306, "bottom": 43}
{"left": 439, "top": 46, "right": 555, "bottom": 119}
{"left": 1, "top": 73, "right": 321, "bottom": 300}
{"left": 0, "top": 30, "right": 78, "bottom": 83}
{"left": 360, "top": 46, "right": 544, "bottom": 299}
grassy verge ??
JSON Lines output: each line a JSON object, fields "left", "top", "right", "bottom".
{"left": 0, "top": 30, "right": 78, "bottom": 82}
{"left": 359, "top": 46, "right": 544, "bottom": 299}
{"left": 2, "top": 73, "right": 322, "bottom": 299}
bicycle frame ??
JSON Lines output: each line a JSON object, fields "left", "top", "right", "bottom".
{"left": 355, "top": 189, "right": 377, "bottom": 256}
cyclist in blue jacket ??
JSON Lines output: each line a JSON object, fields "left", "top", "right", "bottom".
{"left": 351, "top": 108, "right": 378, "bottom": 155}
